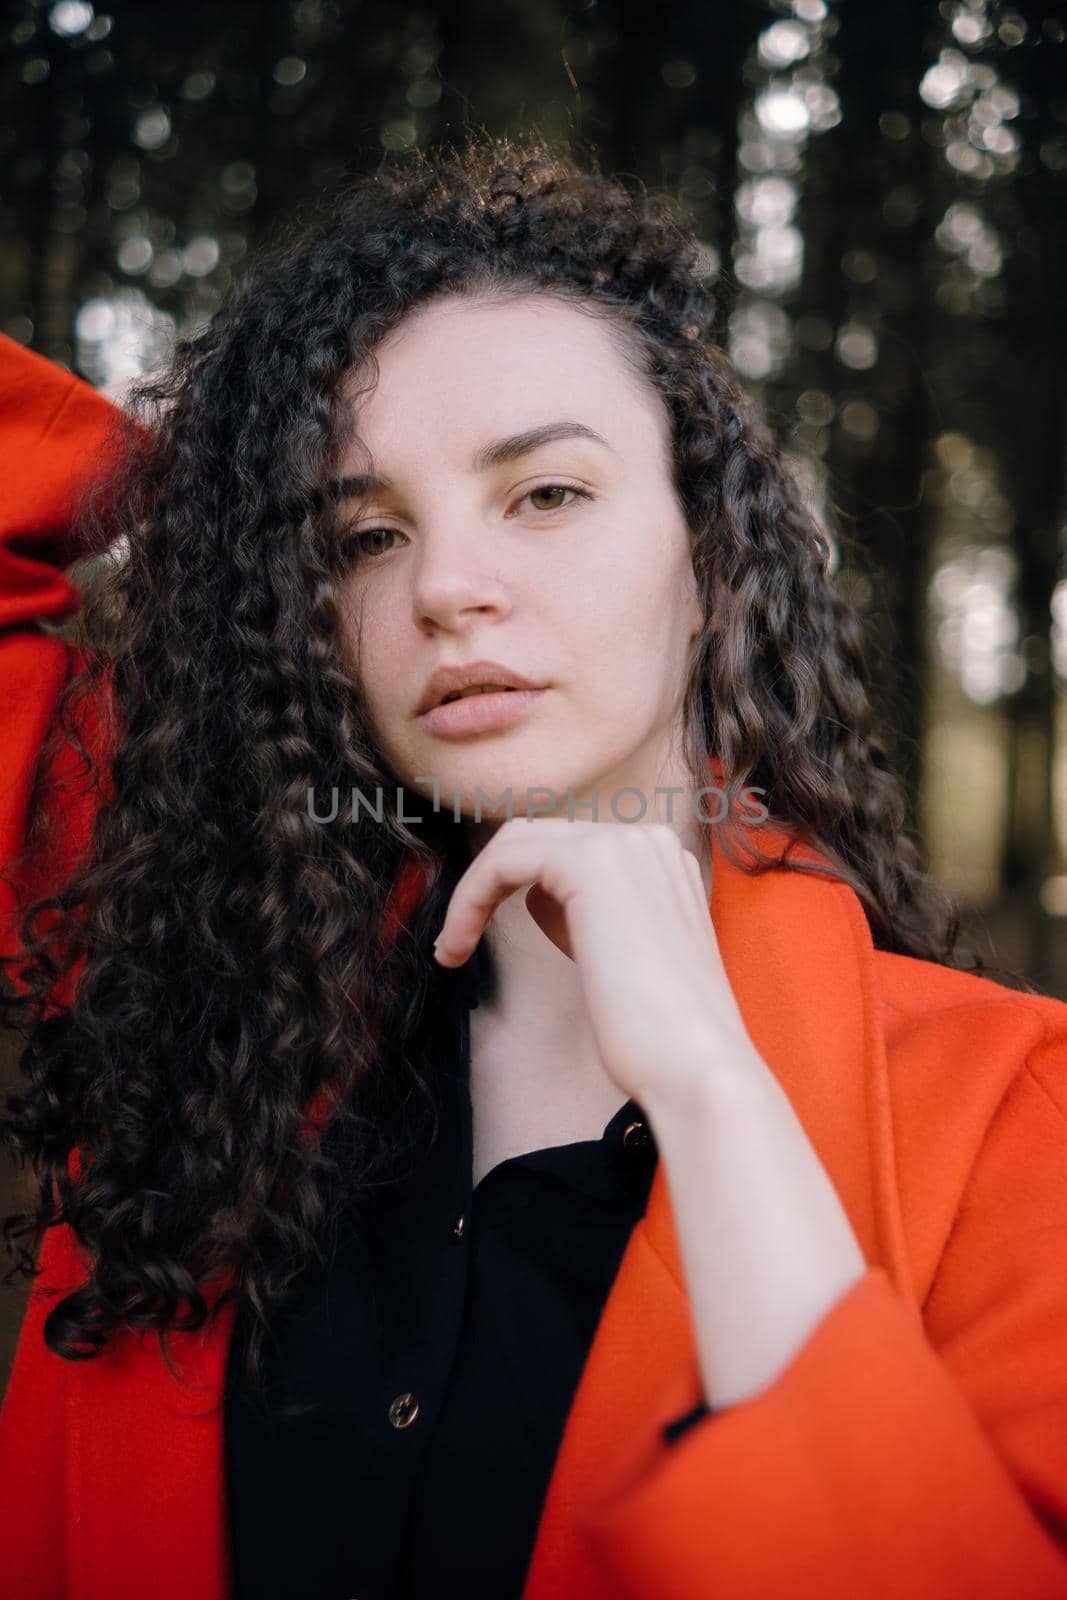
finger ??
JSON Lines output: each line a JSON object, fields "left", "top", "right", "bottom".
{"left": 434, "top": 832, "right": 582, "bottom": 963}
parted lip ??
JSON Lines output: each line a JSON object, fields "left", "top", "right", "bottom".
{"left": 415, "top": 659, "right": 546, "bottom": 716}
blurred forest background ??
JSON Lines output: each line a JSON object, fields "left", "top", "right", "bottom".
{"left": 1, "top": 0, "right": 1066, "bottom": 1376}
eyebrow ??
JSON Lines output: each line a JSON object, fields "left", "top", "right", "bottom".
{"left": 324, "top": 420, "right": 611, "bottom": 500}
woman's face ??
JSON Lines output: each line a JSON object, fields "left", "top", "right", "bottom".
{"left": 335, "top": 293, "right": 704, "bottom": 827}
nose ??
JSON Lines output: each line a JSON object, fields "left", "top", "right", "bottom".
{"left": 412, "top": 525, "right": 512, "bottom": 634}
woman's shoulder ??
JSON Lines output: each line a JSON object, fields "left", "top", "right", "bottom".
{"left": 875, "top": 942, "right": 1062, "bottom": 1013}
{"left": 873, "top": 945, "right": 1067, "bottom": 1086}
{"left": 871, "top": 944, "right": 1066, "bottom": 1173}
{"left": 868, "top": 947, "right": 1066, "bottom": 1313}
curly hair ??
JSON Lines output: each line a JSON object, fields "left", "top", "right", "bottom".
{"left": 1, "top": 127, "right": 994, "bottom": 1417}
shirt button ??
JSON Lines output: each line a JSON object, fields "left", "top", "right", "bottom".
{"left": 453, "top": 1213, "right": 465, "bottom": 1239}
{"left": 622, "top": 1118, "right": 652, "bottom": 1155}
{"left": 388, "top": 1392, "right": 420, "bottom": 1429}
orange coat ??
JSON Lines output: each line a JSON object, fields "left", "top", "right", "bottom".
{"left": 1, "top": 333, "right": 1067, "bottom": 1599}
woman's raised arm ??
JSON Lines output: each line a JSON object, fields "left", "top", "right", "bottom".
{"left": 0, "top": 334, "right": 124, "bottom": 990}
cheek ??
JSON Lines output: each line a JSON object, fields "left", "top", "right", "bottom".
{"left": 587, "top": 578, "right": 691, "bottom": 712}
{"left": 592, "top": 569, "right": 678, "bottom": 655}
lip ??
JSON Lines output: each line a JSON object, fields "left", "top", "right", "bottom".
{"left": 418, "top": 687, "right": 548, "bottom": 738}
{"left": 415, "top": 658, "right": 547, "bottom": 716}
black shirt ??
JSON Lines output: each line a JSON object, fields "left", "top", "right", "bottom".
{"left": 225, "top": 942, "right": 710, "bottom": 1599}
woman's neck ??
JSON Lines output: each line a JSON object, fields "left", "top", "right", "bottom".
{"left": 466, "top": 889, "right": 628, "bottom": 1184}
{"left": 476, "top": 884, "right": 594, "bottom": 1041}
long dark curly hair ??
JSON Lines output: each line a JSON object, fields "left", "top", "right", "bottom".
{"left": 1, "top": 127, "right": 991, "bottom": 1415}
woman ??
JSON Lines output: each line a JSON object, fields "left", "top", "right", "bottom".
{"left": 1, "top": 132, "right": 1066, "bottom": 1600}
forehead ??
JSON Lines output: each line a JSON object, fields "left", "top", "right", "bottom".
{"left": 342, "top": 293, "right": 663, "bottom": 459}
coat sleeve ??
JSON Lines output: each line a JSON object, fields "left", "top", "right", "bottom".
{"left": 0, "top": 333, "right": 123, "bottom": 988}
{"left": 0, "top": 338, "right": 132, "bottom": 1594}
{"left": 572, "top": 1005, "right": 1067, "bottom": 1600}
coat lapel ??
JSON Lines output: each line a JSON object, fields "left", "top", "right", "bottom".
{"left": 521, "top": 813, "right": 916, "bottom": 1598}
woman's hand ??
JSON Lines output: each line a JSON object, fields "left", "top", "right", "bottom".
{"left": 435, "top": 815, "right": 869, "bottom": 1407}
{"left": 433, "top": 816, "right": 765, "bottom": 1113}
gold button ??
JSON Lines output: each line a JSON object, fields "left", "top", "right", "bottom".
{"left": 622, "top": 1118, "right": 650, "bottom": 1153}
{"left": 388, "top": 1392, "right": 420, "bottom": 1429}
{"left": 453, "top": 1213, "right": 465, "bottom": 1239}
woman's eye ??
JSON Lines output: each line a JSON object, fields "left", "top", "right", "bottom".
{"left": 340, "top": 483, "right": 590, "bottom": 563}
{"left": 519, "top": 482, "right": 591, "bottom": 515}
{"left": 340, "top": 527, "right": 403, "bottom": 561}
